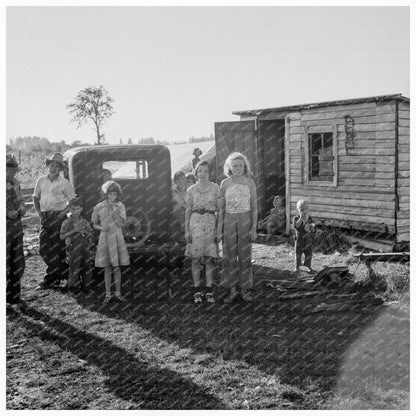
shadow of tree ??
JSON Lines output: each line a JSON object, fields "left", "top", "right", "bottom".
{"left": 12, "top": 307, "right": 226, "bottom": 410}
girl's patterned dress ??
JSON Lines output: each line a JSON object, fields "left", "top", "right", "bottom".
{"left": 185, "top": 182, "right": 223, "bottom": 259}
{"left": 92, "top": 200, "right": 130, "bottom": 267}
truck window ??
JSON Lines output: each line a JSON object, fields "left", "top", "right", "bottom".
{"left": 102, "top": 160, "right": 149, "bottom": 180}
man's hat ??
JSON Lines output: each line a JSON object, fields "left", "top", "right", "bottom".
{"left": 6, "top": 153, "right": 19, "bottom": 168}
{"left": 46, "top": 152, "right": 65, "bottom": 169}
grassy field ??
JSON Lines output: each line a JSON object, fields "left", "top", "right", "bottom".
{"left": 6, "top": 239, "right": 410, "bottom": 410}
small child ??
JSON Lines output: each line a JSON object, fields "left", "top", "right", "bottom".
{"left": 262, "top": 195, "right": 286, "bottom": 241}
{"left": 293, "top": 200, "right": 316, "bottom": 274}
{"left": 92, "top": 181, "right": 130, "bottom": 305}
{"left": 186, "top": 172, "right": 197, "bottom": 189}
{"left": 60, "top": 197, "right": 94, "bottom": 293}
{"left": 185, "top": 161, "right": 224, "bottom": 304}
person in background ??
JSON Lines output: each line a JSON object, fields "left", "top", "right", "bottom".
{"left": 191, "top": 148, "right": 203, "bottom": 171}
{"left": 186, "top": 172, "right": 197, "bottom": 189}
{"left": 185, "top": 161, "right": 224, "bottom": 304}
{"left": 219, "top": 152, "right": 257, "bottom": 304}
{"left": 60, "top": 197, "right": 94, "bottom": 294}
{"left": 293, "top": 199, "right": 316, "bottom": 274}
{"left": 33, "top": 152, "right": 76, "bottom": 289}
{"left": 260, "top": 195, "right": 286, "bottom": 241}
{"left": 92, "top": 180, "right": 130, "bottom": 305}
{"left": 171, "top": 170, "right": 187, "bottom": 244}
{"left": 99, "top": 168, "right": 113, "bottom": 200}
{"left": 6, "top": 153, "right": 27, "bottom": 311}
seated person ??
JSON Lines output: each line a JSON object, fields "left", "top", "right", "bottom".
{"left": 259, "top": 195, "right": 286, "bottom": 240}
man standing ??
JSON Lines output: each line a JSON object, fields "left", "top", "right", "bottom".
{"left": 33, "top": 152, "right": 75, "bottom": 289}
{"left": 6, "top": 154, "right": 27, "bottom": 310}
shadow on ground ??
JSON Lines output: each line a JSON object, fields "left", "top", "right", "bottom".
{"left": 74, "top": 259, "right": 410, "bottom": 397}
{"left": 7, "top": 307, "right": 226, "bottom": 410}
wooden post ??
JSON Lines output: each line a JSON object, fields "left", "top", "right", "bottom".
{"left": 284, "top": 115, "right": 291, "bottom": 234}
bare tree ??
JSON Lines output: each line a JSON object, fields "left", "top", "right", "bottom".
{"left": 67, "top": 85, "right": 114, "bottom": 145}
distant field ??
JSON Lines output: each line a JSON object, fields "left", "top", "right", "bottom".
{"left": 166, "top": 141, "right": 215, "bottom": 174}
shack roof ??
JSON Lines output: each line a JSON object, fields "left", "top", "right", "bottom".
{"left": 232, "top": 93, "right": 409, "bottom": 117}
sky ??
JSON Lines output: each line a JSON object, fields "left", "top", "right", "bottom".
{"left": 6, "top": 4, "right": 411, "bottom": 145}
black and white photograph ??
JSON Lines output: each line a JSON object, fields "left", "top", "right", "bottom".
{"left": 4, "top": 1, "right": 413, "bottom": 411}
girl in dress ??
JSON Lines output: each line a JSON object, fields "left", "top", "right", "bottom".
{"left": 92, "top": 181, "right": 130, "bottom": 305}
{"left": 219, "top": 152, "right": 258, "bottom": 303}
{"left": 185, "top": 161, "right": 224, "bottom": 304}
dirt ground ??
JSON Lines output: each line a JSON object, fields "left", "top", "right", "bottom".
{"left": 6, "top": 230, "right": 410, "bottom": 410}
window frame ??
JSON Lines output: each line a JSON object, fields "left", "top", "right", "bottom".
{"left": 304, "top": 124, "right": 338, "bottom": 187}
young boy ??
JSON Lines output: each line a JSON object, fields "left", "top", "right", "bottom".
{"left": 293, "top": 199, "right": 316, "bottom": 274}
{"left": 60, "top": 197, "right": 94, "bottom": 293}
{"left": 264, "top": 195, "right": 286, "bottom": 241}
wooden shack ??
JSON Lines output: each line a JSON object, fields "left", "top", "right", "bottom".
{"left": 214, "top": 94, "right": 410, "bottom": 245}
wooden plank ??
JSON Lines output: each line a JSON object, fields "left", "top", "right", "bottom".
{"left": 398, "top": 118, "right": 410, "bottom": 127}
{"left": 398, "top": 178, "right": 410, "bottom": 186}
{"left": 398, "top": 127, "right": 410, "bottom": 136}
{"left": 298, "top": 195, "right": 395, "bottom": 210}
{"left": 338, "top": 178, "right": 395, "bottom": 187}
{"left": 398, "top": 153, "right": 410, "bottom": 162}
{"left": 310, "top": 217, "right": 394, "bottom": 234}
{"left": 310, "top": 204, "right": 395, "bottom": 219}
{"left": 289, "top": 126, "right": 303, "bottom": 134}
{"left": 292, "top": 207, "right": 396, "bottom": 224}
{"left": 397, "top": 212, "right": 410, "bottom": 221}
{"left": 396, "top": 233, "right": 410, "bottom": 243}
{"left": 376, "top": 101, "right": 396, "bottom": 114}
{"left": 301, "top": 107, "right": 376, "bottom": 121}
{"left": 397, "top": 203, "right": 409, "bottom": 211}
{"left": 398, "top": 136, "right": 410, "bottom": 145}
{"left": 398, "top": 101, "right": 410, "bottom": 110}
{"left": 339, "top": 163, "right": 376, "bottom": 172}
{"left": 376, "top": 122, "right": 396, "bottom": 131}
{"left": 397, "top": 187, "right": 409, "bottom": 196}
{"left": 301, "top": 101, "right": 376, "bottom": 115}
{"left": 398, "top": 161, "right": 410, "bottom": 171}
{"left": 375, "top": 131, "right": 396, "bottom": 140}
{"left": 291, "top": 187, "right": 395, "bottom": 200}
{"left": 398, "top": 171, "right": 410, "bottom": 178}
{"left": 338, "top": 171, "right": 375, "bottom": 179}
{"left": 398, "top": 109, "right": 410, "bottom": 119}
{"left": 344, "top": 235, "right": 395, "bottom": 253}
{"left": 291, "top": 183, "right": 395, "bottom": 194}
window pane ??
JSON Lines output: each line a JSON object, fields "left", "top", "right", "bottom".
{"left": 102, "top": 160, "right": 149, "bottom": 180}
{"left": 308, "top": 133, "right": 333, "bottom": 180}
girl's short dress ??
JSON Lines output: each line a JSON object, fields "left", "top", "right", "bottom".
{"left": 185, "top": 182, "right": 223, "bottom": 259}
{"left": 92, "top": 200, "right": 130, "bottom": 267}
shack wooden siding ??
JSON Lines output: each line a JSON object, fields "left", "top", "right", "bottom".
{"left": 396, "top": 100, "right": 410, "bottom": 242}
{"left": 288, "top": 100, "right": 397, "bottom": 234}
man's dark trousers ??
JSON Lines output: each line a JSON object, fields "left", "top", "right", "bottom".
{"left": 39, "top": 212, "right": 68, "bottom": 285}
{"left": 6, "top": 218, "right": 25, "bottom": 304}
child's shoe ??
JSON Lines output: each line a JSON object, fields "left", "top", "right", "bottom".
{"left": 306, "top": 267, "right": 317, "bottom": 274}
{"left": 102, "top": 295, "right": 112, "bottom": 305}
{"left": 114, "top": 294, "right": 127, "bottom": 302}
{"left": 205, "top": 292, "right": 215, "bottom": 304}
{"left": 193, "top": 291, "right": 203, "bottom": 304}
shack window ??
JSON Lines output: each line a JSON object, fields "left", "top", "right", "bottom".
{"left": 304, "top": 124, "right": 338, "bottom": 187}
{"left": 102, "top": 160, "right": 149, "bottom": 180}
{"left": 308, "top": 132, "right": 333, "bottom": 181}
